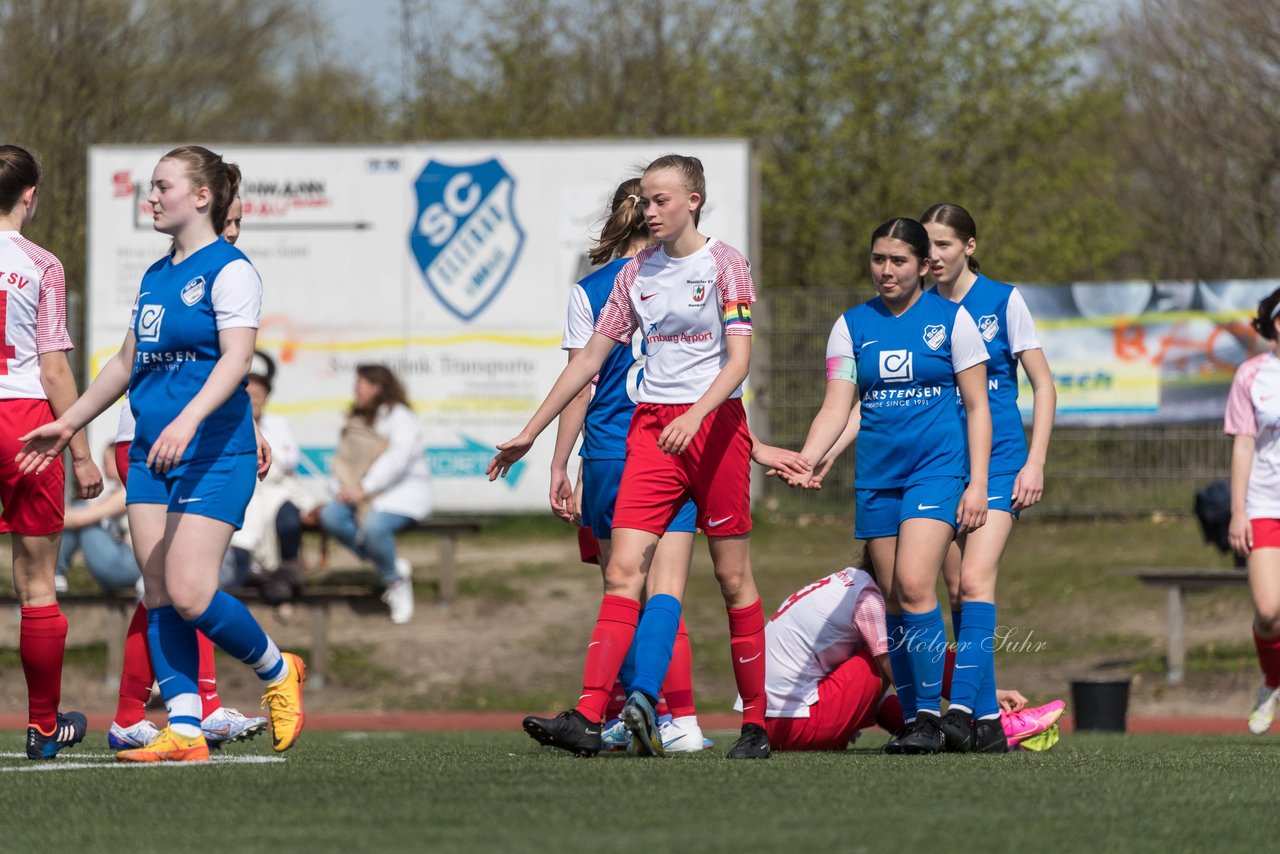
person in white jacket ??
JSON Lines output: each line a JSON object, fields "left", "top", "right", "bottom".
{"left": 318, "top": 364, "right": 431, "bottom": 623}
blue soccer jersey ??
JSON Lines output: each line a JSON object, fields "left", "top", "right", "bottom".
{"left": 951, "top": 275, "right": 1042, "bottom": 476}
{"left": 562, "top": 257, "right": 639, "bottom": 460}
{"left": 826, "top": 290, "right": 988, "bottom": 489}
{"left": 128, "top": 238, "right": 261, "bottom": 462}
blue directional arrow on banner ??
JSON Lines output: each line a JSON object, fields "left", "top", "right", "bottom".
{"left": 428, "top": 435, "right": 525, "bottom": 488}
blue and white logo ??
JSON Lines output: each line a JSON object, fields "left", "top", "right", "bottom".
{"left": 409, "top": 158, "right": 525, "bottom": 322}
{"left": 181, "top": 276, "right": 205, "bottom": 307}
{"left": 923, "top": 324, "right": 947, "bottom": 351}
{"left": 977, "top": 314, "right": 999, "bottom": 342}
{"left": 137, "top": 305, "right": 165, "bottom": 342}
{"left": 879, "top": 349, "right": 913, "bottom": 382}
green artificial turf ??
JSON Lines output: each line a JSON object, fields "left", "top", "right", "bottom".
{"left": 2, "top": 730, "right": 1277, "bottom": 852}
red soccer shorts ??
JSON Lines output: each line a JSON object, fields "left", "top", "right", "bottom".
{"left": 0, "top": 399, "right": 64, "bottom": 535}
{"left": 613, "top": 398, "right": 752, "bottom": 537}
{"left": 1252, "top": 518, "right": 1280, "bottom": 549}
{"left": 764, "top": 647, "right": 882, "bottom": 751}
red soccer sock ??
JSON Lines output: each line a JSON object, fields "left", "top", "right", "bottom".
{"left": 573, "top": 595, "right": 641, "bottom": 723}
{"left": 660, "top": 618, "right": 696, "bottom": 719}
{"left": 197, "top": 631, "right": 222, "bottom": 719}
{"left": 1255, "top": 629, "right": 1280, "bottom": 688}
{"left": 604, "top": 680, "right": 627, "bottom": 721}
{"left": 21, "top": 604, "right": 68, "bottom": 732}
{"left": 115, "top": 602, "right": 153, "bottom": 727}
{"left": 875, "top": 693, "right": 905, "bottom": 733}
{"left": 728, "top": 599, "right": 766, "bottom": 727}
{"left": 941, "top": 645, "right": 957, "bottom": 700}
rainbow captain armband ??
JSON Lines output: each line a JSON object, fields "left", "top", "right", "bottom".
{"left": 826, "top": 355, "right": 857, "bottom": 383}
{"left": 723, "top": 301, "right": 753, "bottom": 333}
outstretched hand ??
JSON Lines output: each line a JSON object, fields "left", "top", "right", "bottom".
{"left": 16, "top": 419, "right": 77, "bottom": 476}
{"left": 488, "top": 433, "right": 533, "bottom": 481}
{"left": 754, "top": 443, "right": 812, "bottom": 481}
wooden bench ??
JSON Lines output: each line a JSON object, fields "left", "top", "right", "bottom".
{"left": 301, "top": 516, "right": 483, "bottom": 607}
{"left": 1137, "top": 570, "right": 1250, "bottom": 686}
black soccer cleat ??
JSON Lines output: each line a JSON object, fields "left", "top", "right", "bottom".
{"left": 726, "top": 723, "right": 771, "bottom": 759}
{"left": 895, "top": 710, "right": 945, "bottom": 755}
{"left": 27, "top": 711, "right": 88, "bottom": 760}
{"left": 882, "top": 722, "right": 913, "bottom": 755}
{"left": 939, "top": 708, "right": 974, "bottom": 752}
{"left": 522, "top": 711, "right": 602, "bottom": 757}
{"left": 972, "top": 716, "right": 1010, "bottom": 753}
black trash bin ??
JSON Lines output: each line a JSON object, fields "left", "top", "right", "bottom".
{"left": 1070, "top": 677, "right": 1131, "bottom": 732}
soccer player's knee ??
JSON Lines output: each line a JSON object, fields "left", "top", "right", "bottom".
{"left": 602, "top": 560, "right": 644, "bottom": 596}
{"left": 712, "top": 565, "right": 749, "bottom": 599}
{"left": 1256, "top": 610, "right": 1280, "bottom": 637}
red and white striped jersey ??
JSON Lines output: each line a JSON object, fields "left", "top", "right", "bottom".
{"left": 594, "top": 238, "right": 755, "bottom": 404}
{"left": 0, "top": 232, "right": 73, "bottom": 399}
{"left": 735, "top": 567, "right": 888, "bottom": 719}
{"left": 1225, "top": 352, "right": 1280, "bottom": 520}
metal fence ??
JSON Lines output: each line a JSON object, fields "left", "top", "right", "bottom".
{"left": 753, "top": 288, "right": 1230, "bottom": 517}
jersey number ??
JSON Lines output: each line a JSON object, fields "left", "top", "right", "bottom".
{"left": 0, "top": 292, "right": 18, "bottom": 374}
{"left": 625, "top": 330, "right": 646, "bottom": 404}
{"left": 770, "top": 576, "right": 834, "bottom": 621}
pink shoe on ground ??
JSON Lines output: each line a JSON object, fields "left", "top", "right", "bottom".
{"left": 1002, "top": 699, "right": 1066, "bottom": 748}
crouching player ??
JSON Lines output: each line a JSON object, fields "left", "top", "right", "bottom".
{"left": 737, "top": 559, "right": 1064, "bottom": 752}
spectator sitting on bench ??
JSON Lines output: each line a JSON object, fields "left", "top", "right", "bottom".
{"left": 55, "top": 442, "right": 140, "bottom": 595}
{"left": 222, "top": 352, "right": 322, "bottom": 602}
{"left": 317, "top": 364, "right": 431, "bottom": 624}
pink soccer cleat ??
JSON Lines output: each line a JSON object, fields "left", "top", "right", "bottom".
{"left": 1002, "top": 699, "right": 1066, "bottom": 749}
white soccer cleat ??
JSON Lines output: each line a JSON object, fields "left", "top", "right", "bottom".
{"left": 202, "top": 706, "right": 269, "bottom": 745}
{"left": 382, "top": 579, "right": 414, "bottom": 624}
{"left": 107, "top": 719, "right": 161, "bottom": 751}
{"left": 660, "top": 715, "right": 711, "bottom": 753}
{"left": 1247, "top": 683, "right": 1280, "bottom": 735}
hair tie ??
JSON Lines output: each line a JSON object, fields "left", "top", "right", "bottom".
{"left": 627, "top": 194, "right": 640, "bottom": 204}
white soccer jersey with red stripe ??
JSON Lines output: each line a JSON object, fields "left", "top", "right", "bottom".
{"left": 734, "top": 567, "right": 888, "bottom": 719}
{"left": 594, "top": 238, "right": 755, "bottom": 404}
{"left": 0, "top": 232, "right": 73, "bottom": 399}
{"left": 1225, "top": 352, "right": 1280, "bottom": 519}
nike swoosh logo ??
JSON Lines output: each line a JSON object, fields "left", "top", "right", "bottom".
{"left": 737, "top": 653, "right": 762, "bottom": 664}
{"left": 922, "top": 680, "right": 943, "bottom": 688}
{"left": 588, "top": 641, "right": 600, "bottom": 648}
{"left": 987, "top": 496, "right": 1004, "bottom": 501}
{"left": 640, "top": 292, "right": 658, "bottom": 301}
{"left": 158, "top": 676, "right": 175, "bottom": 686}
{"left": 862, "top": 339, "right": 878, "bottom": 346}
{"left": 955, "top": 664, "right": 978, "bottom": 670}
{"left": 205, "top": 724, "right": 233, "bottom": 736}
{"left": 584, "top": 729, "right": 599, "bottom": 735}
{"left": 177, "top": 497, "right": 202, "bottom": 504}
{"left": 917, "top": 503, "right": 940, "bottom": 511}
{"left": 707, "top": 516, "right": 733, "bottom": 528}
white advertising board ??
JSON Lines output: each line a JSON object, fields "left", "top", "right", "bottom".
{"left": 86, "top": 141, "right": 753, "bottom": 511}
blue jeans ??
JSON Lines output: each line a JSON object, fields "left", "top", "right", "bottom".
{"left": 317, "top": 503, "right": 414, "bottom": 586}
{"left": 57, "top": 523, "right": 140, "bottom": 591}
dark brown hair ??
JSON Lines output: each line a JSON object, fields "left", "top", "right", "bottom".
{"left": 0, "top": 144, "right": 41, "bottom": 214}
{"left": 920, "top": 203, "right": 980, "bottom": 272}
{"left": 1253, "top": 288, "right": 1280, "bottom": 341}
{"left": 589, "top": 178, "right": 647, "bottom": 265}
{"left": 351, "top": 363, "right": 410, "bottom": 422}
{"left": 644, "top": 154, "right": 706, "bottom": 226}
{"left": 162, "top": 145, "right": 241, "bottom": 235}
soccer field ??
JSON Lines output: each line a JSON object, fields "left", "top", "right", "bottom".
{"left": 3, "top": 730, "right": 1277, "bottom": 852}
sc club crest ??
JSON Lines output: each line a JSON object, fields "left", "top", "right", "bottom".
{"left": 409, "top": 158, "right": 525, "bottom": 322}
{"left": 181, "top": 276, "right": 205, "bottom": 306}
{"left": 977, "top": 314, "right": 1000, "bottom": 342}
{"left": 923, "top": 324, "right": 947, "bottom": 351}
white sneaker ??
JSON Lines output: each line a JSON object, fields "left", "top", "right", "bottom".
{"left": 202, "top": 706, "right": 269, "bottom": 745}
{"left": 54, "top": 574, "right": 68, "bottom": 594}
{"left": 1248, "top": 683, "right": 1280, "bottom": 735}
{"left": 395, "top": 556, "right": 413, "bottom": 581}
{"left": 660, "top": 715, "right": 710, "bottom": 753}
{"left": 382, "top": 579, "right": 414, "bottom": 624}
{"left": 107, "top": 719, "right": 161, "bottom": 751}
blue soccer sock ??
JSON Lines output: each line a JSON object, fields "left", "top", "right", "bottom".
{"left": 951, "top": 601, "right": 996, "bottom": 714}
{"left": 628, "top": 594, "right": 681, "bottom": 702}
{"left": 618, "top": 632, "right": 639, "bottom": 695}
{"left": 188, "top": 591, "right": 285, "bottom": 684}
{"left": 973, "top": 603, "right": 1001, "bottom": 719}
{"left": 886, "top": 612, "right": 917, "bottom": 722}
{"left": 148, "top": 605, "right": 202, "bottom": 737}
{"left": 951, "top": 607, "right": 963, "bottom": 644}
{"left": 903, "top": 606, "right": 946, "bottom": 716}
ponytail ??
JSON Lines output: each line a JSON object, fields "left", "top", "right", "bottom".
{"left": 589, "top": 178, "right": 647, "bottom": 265}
